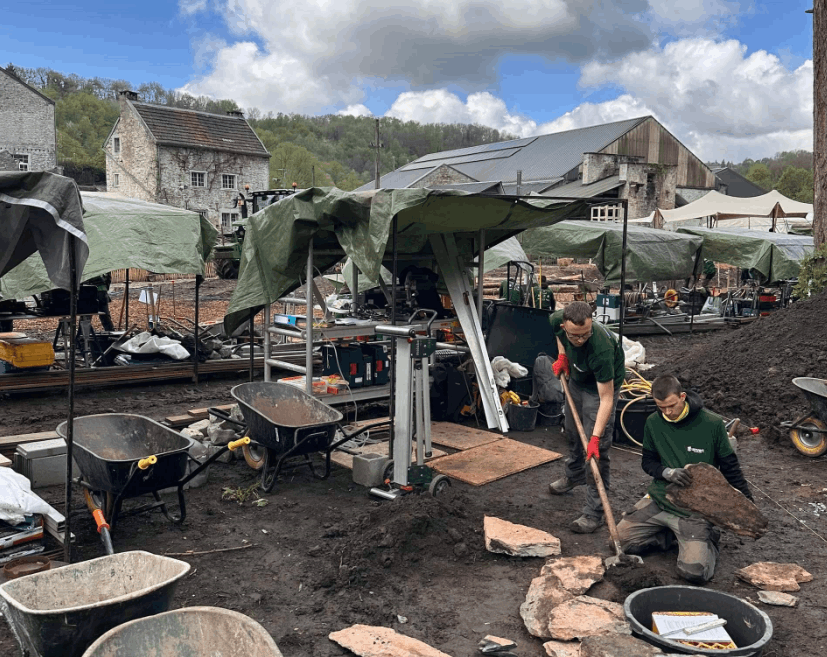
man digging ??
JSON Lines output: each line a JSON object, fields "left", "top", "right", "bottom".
{"left": 548, "top": 301, "right": 625, "bottom": 533}
{"left": 617, "top": 374, "right": 753, "bottom": 583}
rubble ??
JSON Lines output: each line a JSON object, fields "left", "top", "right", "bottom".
{"left": 546, "top": 596, "right": 631, "bottom": 641}
{"left": 665, "top": 462, "right": 768, "bottom": 538}
{"left": 736, "top": 562, "right": 813, "bottom": 592}
{"left": 757, "top": 590, "right": 798, "bottom": 606}
{"left": 543, "top": 639, "right": 581, "bottom": 657}
{"left": 579, "top": 635, "right": 666, "bottom": 657}
{"left": 484, "top": 516, "right": 562, "bottom": 557}
{"left": 328, "top": 624, "right": 451, "bottom": 657}
{"left": 478, "top": 635, "right": 517, "bottom": 653}
{"left": 541, "top": 556, "right": 605, "bottom": 595}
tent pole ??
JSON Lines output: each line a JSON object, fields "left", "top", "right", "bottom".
{"left": 124, "top": 269, "right": 130, "bottom": 330}
{"left": 618, "top": 199, "right": 628, "bottom": 343}
{"left": 249, "top": 309, "right": 255, "bottom": 382}
{"left": 351, "top": 262, "right": 359, "bottom": 316}
{"left": 477, "top": 229, "right": 485, "bottom": 321}
{"left": 389, "top": 216, "right": 398, "bottom": 456}
{"left": 64, "top": 236, "right": 78, "bottom": 564}
{"left": 305, "top": 241, "right": 313, "bottom": 396}
{"left": 193, "top": 275, "right": 202, "bottom": 384}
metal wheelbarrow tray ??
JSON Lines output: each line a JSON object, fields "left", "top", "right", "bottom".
{"left": 231, "top": 382, "right": 343, "bottom": 492}
{"left": 82, "top": 606, "right": 284, "bottom": 657}
{"left": 782, "top": 377, "right": 827, "bottom": 457}
{"left": 0, "top": 550, "right": 190, "bottom": 657}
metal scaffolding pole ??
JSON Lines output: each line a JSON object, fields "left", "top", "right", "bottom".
{"left": 305, "top": 241, "right": 314, "bottom": 395}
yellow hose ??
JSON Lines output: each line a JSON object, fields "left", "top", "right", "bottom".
{"left": 617, "top": 371, "right": 653, "bottom": 447}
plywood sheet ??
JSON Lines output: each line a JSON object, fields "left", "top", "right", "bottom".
{"left": 331, "top": 441, "right": 446, "bottom": 470}
{"left": 429, "top": 438, "right": 562, "bottom": 486}
{"left": 430, "top": 422, "right": 501, "bottom": 451}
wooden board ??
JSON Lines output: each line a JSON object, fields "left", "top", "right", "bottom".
{"left": 164, "top": 415, "right": 196, "bottom": 427}
{"left": 0, "top": 454, "right": 11, "bottom": 467}
{"left": 430, "top": 422, "right": 501, "bottom": 451}
{"left": 330, "top": 441, "right": 446, "bottom": 471}
{"left": 0, "top": 430, "right": 60, "bottom": 450}
{"left": 429, "top": 438, "right": 562, "bottom": 486}
{"left": 188, "top": 404, "right": 234, "bottom": 418}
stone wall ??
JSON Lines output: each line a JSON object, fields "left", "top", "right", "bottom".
{"left": 619, "top": 162, "right": 678, "bottom": 219}
{"left": 677, "top": 187, "right": 714, "bottom": 204}
{"left": 413, "top": 163, "right": 476, "bottom": 187}
{"left": 0, "top": 71, "right": 56, "bottom": 171}
{"left": 105, "top": 93, "right": 158, "bottom": 202}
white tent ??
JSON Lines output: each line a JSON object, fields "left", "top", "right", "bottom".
{"left": 635, "top": 190, "right": 813, "bottom": 233}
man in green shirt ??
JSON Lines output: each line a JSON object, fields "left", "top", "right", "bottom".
{"left": 548, "top": 301, "right": 626, "bottom": 533}
{"left": 617, "top": 374, "right": 752, "bottom": 583}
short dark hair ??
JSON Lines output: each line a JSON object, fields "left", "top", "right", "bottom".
{"left": 652, "top": 375, "right": 683, "bottom": 400}
{"left": 562, "top": 301, "right": 593, "bottom": 325}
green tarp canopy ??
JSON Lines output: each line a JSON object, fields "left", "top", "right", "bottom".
{"left": 676, "top": 227, "right": 815, "bottom": 282}
{"left": 225, "top": 187, "right": 585, "bottom": 333}
{"left": 521, "top": 220, "right": 704, "bottom": 284}
{"left": 1, "top": 192, "right": 217, "bottom": 300}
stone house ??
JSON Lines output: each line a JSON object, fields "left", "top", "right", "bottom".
{"left": 0, "top": 66, "right": 57, "bottom": 173}
{"left": 358, "top": 116, "right": 717, "bottom": 220}
{"left": 104, "top": 90, "right": 270, "bottom": 230}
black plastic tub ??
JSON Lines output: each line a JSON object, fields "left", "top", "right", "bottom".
{"left": 507, "top": 401, "right": 539, "bottom": 431}
{"left": 625, "top": 586, "right": 773, "bottom": 656}
{"left": 614, "top": 397, "right": 659, "bottom": 445}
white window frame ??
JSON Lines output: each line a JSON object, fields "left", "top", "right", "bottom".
{"left": 13, "top": 154, "right": 29, "bottom": 171}
{"left": 221, "top": 173, "right": 237, "bottom": 190}
{"left": 590, "top": 204, "right": 621, "bottom": 222}
{"left": 190, "top": 171, "right": 206, "bottom": 188}
{"left": 113, "top": 137, "right": 120, "bottom": 154}
{"left": 221, "top": 212, "right": 239, "bottom": 231}
{"left": 113, "top": 173, "right": 119, "bottom": 187}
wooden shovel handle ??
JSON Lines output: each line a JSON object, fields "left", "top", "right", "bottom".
{"left": 556, "top": 337, "right": 623, "bottom": 555}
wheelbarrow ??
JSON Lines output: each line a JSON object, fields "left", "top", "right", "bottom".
{"left": 81, "top": 606, "right": 284, "bottom": 657}
{"left": 209, "top": 382, "right": 389, "bottom": 492}
{"left": 57, "top": 413, "right": 249, "bottom": 553}
{"left": 0, "top": 550, "right": 190, "bottom": 657}
{"left": 782, "top": 377, "right": 827, "bottom": 457}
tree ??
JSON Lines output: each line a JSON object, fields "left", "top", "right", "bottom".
{"left": 776, "top": 166, "right": 814, "bottom": 203}
{"left": 746, "top": 163, "right": 773, "bottom": 192}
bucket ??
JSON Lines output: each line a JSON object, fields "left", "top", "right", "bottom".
{"left": 508, "top": 402, "right": 539, "bottom": 431}
{"left": 537, "top": 401, "right": 564, "bottom": 427}
{"left": 624, "top": 586, "right": 773, "bottom": 656}
{"left": 615, "top": 396, "right": 659, "bottom": 445}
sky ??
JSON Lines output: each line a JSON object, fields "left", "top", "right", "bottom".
{"left": 2, "top": 0, "right": 815, "bottom": 163}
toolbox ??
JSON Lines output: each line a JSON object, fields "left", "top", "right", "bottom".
{"left": 321, "top": 343, "right": 365, "bottom": 388}
{"left": 360, "top": 343, "right": 390, "bottom": 386}
{"left": 14, "top": 439, "right": 81, "bottom": 488}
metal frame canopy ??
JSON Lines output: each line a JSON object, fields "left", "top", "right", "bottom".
{"left": 1, "top": 192, "right": 216, "bottom": 300}
{"left": 223, "top": 187, "right": 586, "bottom": 334}
{"left": 676, "top": 226, "right": 815, "bottom": 282}
{"left": 522, "top": 220, "right": 705, "bottom": 284}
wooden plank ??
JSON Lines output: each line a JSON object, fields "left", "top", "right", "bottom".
{"left": 430, "top": 422, "right": 501, "bottom": 451}
{"left": 165, "top": 415, "right": 197, "bottom": 428}
{"left": 0, "top": 454, "right": 12, "bottom": 467}
{"left": 429, "top": 438, "right": 562, "bottom": 486}
{"left": 0, "top": 430, "right": 59, "bottom": 448}
{"left": 188, "top": 404, "right": 234, "bottom": 418}
{"left": 330, "top": 441, "right": 446, "bottom": 471}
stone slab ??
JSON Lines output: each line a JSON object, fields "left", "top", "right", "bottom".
{"left": 736, "top": 562, "right": 813, "bottom": 592}
{"left": 541, "top": 556, "right": 605, "bottom": 595}
{"left": 543, "top": 640, "right": 581, "bottom": 657}
{"left": 484, "top": 516, "right": 561, "bottom": 558}
{"left": 329, "top": 624, "right": 451, "bottom": 657}
{"left": 757, "top": 590, "right": 798, "bottom": 606}
{"left": 521, "top": 574, "right": 576, "bottom": 638}
{"left": 580, "top": 634, "right": 665, "bottom": 657}
{"left": 665, "top": 462, "right": 768, "bottom": 538}
{"left": 547, "top": 596, "right": 631, "bottom": 641}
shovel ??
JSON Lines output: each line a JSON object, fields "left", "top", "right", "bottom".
{"left": 556, "top": 336, "right": 643, "bottom": 569}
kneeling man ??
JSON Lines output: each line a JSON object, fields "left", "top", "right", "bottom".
{"left": 617, "top": 374, "right": 752, "bottom": 583}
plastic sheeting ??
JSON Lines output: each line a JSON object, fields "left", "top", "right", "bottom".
{"left": 224, "top": 187, "right": 585, "bottom": 333}
{"left": 1, "top": 192, "right": 217, "bottom": 300}
{"left": 521, "top": 220, "right": 704, "bottom": 284}
{"left": 676, "top": 226, "right": 815, "bottom": 282}
{"left": 0, "top": 468, "right": 56, "bottom": 526}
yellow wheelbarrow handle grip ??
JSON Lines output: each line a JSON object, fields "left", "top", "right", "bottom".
{"left": 228, "top": 436, "right": 251, "bottom": 451}
{"left": 138, "top": 455, "right": 158, "bottom": 470}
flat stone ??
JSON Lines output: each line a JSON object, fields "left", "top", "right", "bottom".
{"left": 547, "top": 596, "right": 631, "bottom": 641}
{"left": 736, "top": 562, "right": 813, "bottom": 592}
{"left": 758, "top": 590, "right": 798, "bottom": 606}
{"left": 329, "top": 624, "right": 451, "bottom": 657}
{"left": 520, "top": 571, "right": 576, "bottom": 637}
{"left": 541, "top": 556, "right": 605, "bottom": 595}
{"left": 665, "top": 462, "right": 768, "bottom": 538}
{"left": 484, "top": 516, "right": 562, "bottom": 557}
{"left": 479, "top": 635, "right": 517, "bottom": 653}
{"left": 580, "top": 634, "right": 664, "bottom": 657}
{"left": 543, "top": 639, "right": 582, "bottom": 657}
{"left": 188, "top": 418, "right": 211, "bottom": 432}
{"left": 181, "top": 426, "right": 205, "bottom": 440}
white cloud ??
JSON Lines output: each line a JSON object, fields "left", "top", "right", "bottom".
{"left": 179, "top": 0, "right": 208, "bottom": 16}
{"left": 337, "top": 104, "right": 373, "bottom": 117}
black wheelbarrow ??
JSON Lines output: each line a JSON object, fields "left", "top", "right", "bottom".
{"left": 209, "top": 382, "right": 388, "bottom": 493}
{"left": 781, "top": 377, "right": 827, "bottom": 457}
{"left": 57, "top": 414, "right": 249, "bottom": 553}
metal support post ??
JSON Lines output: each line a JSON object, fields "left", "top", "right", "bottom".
{"left": 193, "top": 274, "right": 203, "bottom": 384}
{"left": 305, "top": 241, "right": 314, "bottom": 395}
{"left": 263, "top": 303, "right": 271, "bottom": 382}
{"left": 477, "top": 229, "right": 485, "bottom": 322}
{"left": 249, "top": 309, "right": 255, "bottom": 382}
{"left": 420, "top": 356, "right": 433, "bottom": 457}
{"left": 392, "top": 337, "right": 413, "bottom": 485}
{"left": 618, "top": 200, "right": 628, "bottom": 343}
{"left": 64, "top": 236, "right": 78, "bottom": 563}
{"left": 351, "top": 261, "right": 359, "bottom": 316}
{"left": 124, "top": 269, "right": 129, "bottom": 330}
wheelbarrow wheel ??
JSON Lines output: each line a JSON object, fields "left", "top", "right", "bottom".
{"left": 790, "top": 416, "right": 827, "bottom": 457}
{"left": 242, "top": 440, "right": 266, "bottom": 471}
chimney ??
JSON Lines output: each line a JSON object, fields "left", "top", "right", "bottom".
{"left": 119, "top": 90, "right": 138, "bottom": 102}
{"left": 227, "top": 110, "right": 244, "bottom": 118}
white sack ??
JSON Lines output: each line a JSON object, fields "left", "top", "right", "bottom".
{"left": 117, "top": 331, "right": 191, "bottom": 360}
{"left": 491, "top": 356, "right": 529, "bottom": 388}
{"left": 0, "top": 468, "right": 56, "bottom": 525}
{"left": 622, "top": 336, "right": 646, "bottom": 369}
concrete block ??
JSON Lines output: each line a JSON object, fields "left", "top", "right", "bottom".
{"left": 352, "top": 453, "right": 389, "bottom": 487}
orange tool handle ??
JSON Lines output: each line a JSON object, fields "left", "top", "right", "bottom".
{"left": 92, "top": 509, "right": 110, "bottom": 533}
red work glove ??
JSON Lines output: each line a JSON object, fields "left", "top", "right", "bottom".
{"left": 551, "top": 352, "right": 569, "bottom": 378}
{"left": 586, "top": 435, "right": 600, "bottom": 461}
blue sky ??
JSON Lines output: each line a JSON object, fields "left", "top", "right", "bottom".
{"left": 2, "top": 1, "right": 815, "bottom": 161}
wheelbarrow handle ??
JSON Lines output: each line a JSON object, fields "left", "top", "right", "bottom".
{"left": 207, "top": 407, "right": 247, "bottom": 430}
{"left": 178, "top": 436, "right": 249, "bottom": 486}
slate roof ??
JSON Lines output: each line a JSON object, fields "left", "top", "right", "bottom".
{"left": 130, "top": 102, "right": 270, "bottom": 158}
{"left": 542, "top": 175, "right": 623, "bottom": 199}
{"left": 357, "top": 116, "right": 648, "bottom": 192}
{"left": 711, "top": 167, "right": 766, "bottom": 198}
{"left": 428, "top": 181, "right": 504, "bottom": 194}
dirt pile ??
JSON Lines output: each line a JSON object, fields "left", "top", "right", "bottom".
{"left": 650, "top": 291, "right": 827, "bottom": 439}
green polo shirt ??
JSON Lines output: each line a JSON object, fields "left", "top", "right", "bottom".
{"left": 549, "top": 311, "right": 626, "bottom": 394}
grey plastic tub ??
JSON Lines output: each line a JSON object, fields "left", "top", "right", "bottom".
{"left": 0, "top": 550, "right": 190, "bottom": 657}
{"left": 624, "top": 585, "right": 773, "bottom": 656}
{"left": 82, "top": 606, "right": 284, "bottom": 657}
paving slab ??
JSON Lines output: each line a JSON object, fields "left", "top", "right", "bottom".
{"left": 543, "top": 639, "right": 581, "bottom": 657}
{"left": 736, "top": 562, "right": 813, "bottom": 592}
{"left": 547, "top": 596, "right": 631, "bottom": 641}
{"left": 521, "top": 572, "right": 576, "bottom": 637}
{"left": 758, "top": 590, "right": 798, "bottom": 606}
{"left": 484, "top": 516, "right": 561, "bottom": 557}
{"left": 329, "top": 624, "right": 451, "bottom": 657}
{"left": 580, "top": 634, "right": 665, "bottom": 657}
{"left": 540, "top": 556, "right": 605, "bottom": 595}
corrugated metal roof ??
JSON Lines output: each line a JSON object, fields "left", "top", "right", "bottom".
{"left": 541, "top": 175, "right": 622, "bottom": 199}
{"left": 502, "top": 181, "right": 562, "bottom": 195}
{"left": 361, "top": 117, "right": 648, "bottom": 190}
{"left": 427, "top": 181, "right": 504, "bottom": 194}
{"left": 131, "top": 103, "right": 270, "bottom": 157}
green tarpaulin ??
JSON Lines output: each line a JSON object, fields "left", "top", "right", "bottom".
{"left": 676, "top": 227, "right": 815, "bottom": 282}
{"left": 521, "top": 221, "right": 704, "bottom": 284}
{"left": 225, "top": 187, "right": 585, "bottom": 332}
{"left": 1, "top": 192, "right": 217, "bottom": 300}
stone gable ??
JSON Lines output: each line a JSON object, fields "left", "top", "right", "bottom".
{"left": 0, "top": 68, "right": 57, "bottom": 172}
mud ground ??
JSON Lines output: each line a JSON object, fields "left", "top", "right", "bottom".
{"left": 1, "top": 289, "right": 826, "bottom": 657}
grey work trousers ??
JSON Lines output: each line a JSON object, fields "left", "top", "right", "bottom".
{"left": 617, "top": 496, "right": 719, "bottom": 584}
{"left": 562, "top": 380, "right": 619, "bottom": 519}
